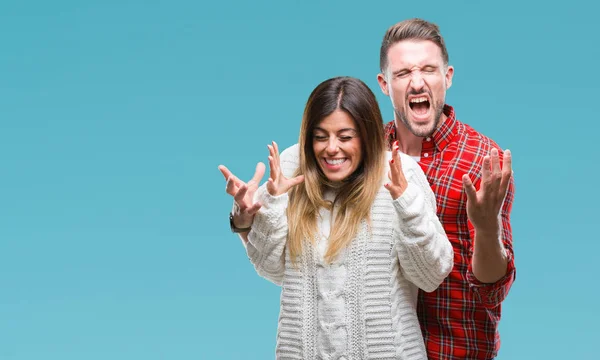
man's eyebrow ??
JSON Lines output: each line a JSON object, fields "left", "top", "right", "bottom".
{"left": 392, "top": 68, "right": 409, "bottom": 75}
{"left": 393, "top": 64, "right": 439, "bottom": 74}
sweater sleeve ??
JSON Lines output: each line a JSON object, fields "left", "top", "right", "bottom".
{"left": 393, "top": 155, "right": 454, "bottom": 292}
{"left": 243, "top": 144, "right": 300, "bottom": 285}
{"left": 244, "top": 185, "right": 289, "bottom": 286}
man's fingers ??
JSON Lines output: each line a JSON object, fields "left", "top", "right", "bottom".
{"left": 462, "top": 174, "right": 477, "bottom": 201}
{"left": 490, "top": 148, "right": 501, "bottom": 174}
{"left": 499, "top": 149, "right": 513, "bottom": 197}
{"left": 502, "top": 149, "right": 512, "bottom": 177}
{"left": 481, "top": 155, "right": 492, "bottom": 185}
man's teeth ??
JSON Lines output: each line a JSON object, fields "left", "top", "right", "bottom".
{"left": 410, "top": 97, "right": 428, "bottom": 103}
{"left": 325, "top": 158, "right": 345, "bottom": 165}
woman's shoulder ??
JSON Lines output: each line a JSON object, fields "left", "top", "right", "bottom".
{"left": 280, "top": 143, "right": 300, "bottom": 178}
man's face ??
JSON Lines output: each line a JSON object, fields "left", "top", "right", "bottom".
{"left": 377, "top": 40, "right": 454, "bottom": 137}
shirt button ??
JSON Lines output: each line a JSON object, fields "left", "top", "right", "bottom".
{"left": 423, "top": 153, "right": 429, "bottom": 158}
{"left": 426, "top": 137, "right": 431, "bottom": 141}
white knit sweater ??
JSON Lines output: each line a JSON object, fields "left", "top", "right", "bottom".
{"left": 245, "top": 144, "right": 453, "bottom": 360}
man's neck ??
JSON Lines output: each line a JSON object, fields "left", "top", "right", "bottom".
{"left": 394, "top": 113, "right": 447, "bottom": 157}
{"left": 394, "top": 123, "right": 423, "bottom": 157}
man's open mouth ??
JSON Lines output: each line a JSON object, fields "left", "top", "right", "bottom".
{"left": 409, "top": 96, "right": 431, "bottom": 116}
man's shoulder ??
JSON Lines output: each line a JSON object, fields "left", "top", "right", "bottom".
{"left": 454, "top": 119, "right": 505, "bottom": 154}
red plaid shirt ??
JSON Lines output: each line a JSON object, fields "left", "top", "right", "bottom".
{"left": 385, "top": 105, "right": 516, "bottom": 360}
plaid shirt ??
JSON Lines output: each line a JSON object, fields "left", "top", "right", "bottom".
{"left": 385, "top": 105, "right": 516, "bottom": 360}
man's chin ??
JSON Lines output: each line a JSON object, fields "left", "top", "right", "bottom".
{"left": 396, "top": 111, "right": 439, "bottom": 137}
{"left": 407, "top": 120, "right": 435, "bottom": 137}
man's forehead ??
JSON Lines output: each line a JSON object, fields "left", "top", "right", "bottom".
{"left": 387, "top": 40, "right": 443, "bottom": 67}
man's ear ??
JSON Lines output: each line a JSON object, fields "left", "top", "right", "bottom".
{"left": 377, "top": 73, "right": 390, "bottom": 96}
{"left": 445, "top": 65, "right": 454, "bottom": 90}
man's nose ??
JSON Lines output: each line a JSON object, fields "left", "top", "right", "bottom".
{"left": 410, "top": 71, "right": 425, "bottom": 91}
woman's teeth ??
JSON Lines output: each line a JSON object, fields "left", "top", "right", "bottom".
{"left": 325, "top": 158, "right": 345, "bottom": 165}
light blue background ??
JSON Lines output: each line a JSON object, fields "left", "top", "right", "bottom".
{"left": 1, "top": 0, "right": 598, "bottom": 359}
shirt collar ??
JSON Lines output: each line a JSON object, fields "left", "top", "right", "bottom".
{"left": 385, "top": 104, "right": 458, "bottom": 153}
{"left": 431, "top": 104, "right": 458, "bottom": 152}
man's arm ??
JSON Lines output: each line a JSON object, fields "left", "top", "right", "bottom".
{"left": 463, "top": 148, "right": 516, "bottom": 308}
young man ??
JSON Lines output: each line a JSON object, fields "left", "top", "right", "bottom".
{"left": 376, "top": 18, "right": 516, "bottom": 360}
{"left": 221, "top": 18, "right": 516, "bottom": 360}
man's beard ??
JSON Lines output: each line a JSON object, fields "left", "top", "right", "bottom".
{"left": 395, "top": 99, "right": 445, "bottom": 137}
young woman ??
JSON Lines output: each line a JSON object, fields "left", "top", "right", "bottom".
{"left": 220, "top": 76, "right": 453, "bottom": 359}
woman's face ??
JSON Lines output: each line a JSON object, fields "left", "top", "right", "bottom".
{"left": 312, "top": 110, "right": 363, "bottom": 183}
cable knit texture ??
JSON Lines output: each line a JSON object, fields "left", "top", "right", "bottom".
{"left": 245, "top": 144, "right": 453, "bottom": 360}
